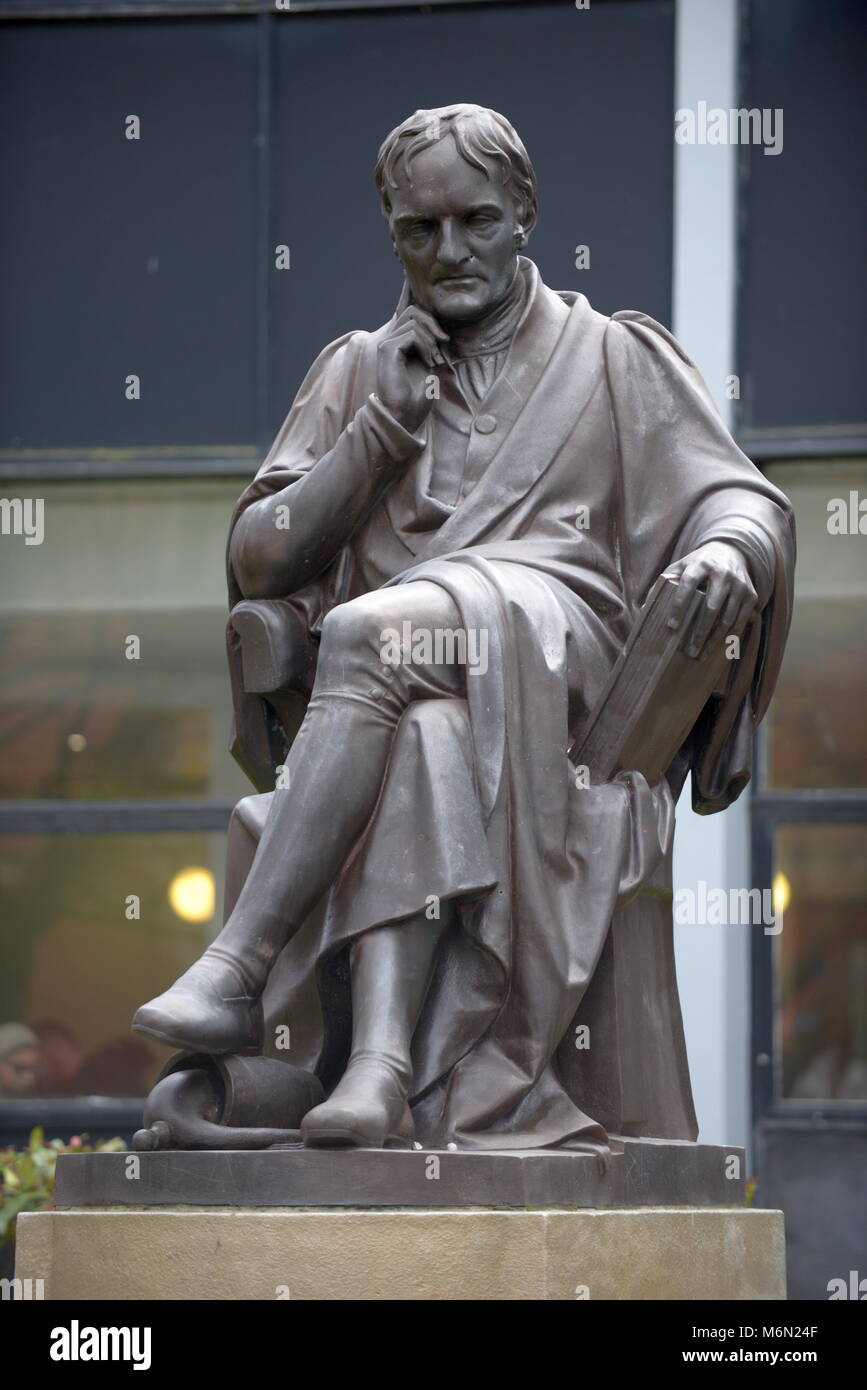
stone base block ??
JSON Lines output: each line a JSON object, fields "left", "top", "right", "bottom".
{"left": 53, "top": 1139, "right": 745, "bottom": 1208}
{"left": 16, "top": 1207, "right": 786, "bottom": 1300}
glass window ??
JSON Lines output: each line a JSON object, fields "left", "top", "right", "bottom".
{"left": 0, "top": 831, "right": 226, "bottom": 1100}
{"left": 763, "top": 460, "right": 867, "bottom": 790}
{"left": 0, "top": 478, "right": 250, "bottom": 801}
{"left": 755, "top": 460, "right": 867, "bottom": 1115}
{"left": 773, "top": 823, "right": 867, "bottom": 1103}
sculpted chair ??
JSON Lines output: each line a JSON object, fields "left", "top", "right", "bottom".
{"left": 221, "top": 578, "right": 747, "bottom": 1146}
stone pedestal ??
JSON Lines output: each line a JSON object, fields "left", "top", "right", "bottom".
{"left": 16, "top": 1143, "right": 785, "bottom": 1300}
{"left": 16, "top": 1206, "right": 785, "bottom": 1300}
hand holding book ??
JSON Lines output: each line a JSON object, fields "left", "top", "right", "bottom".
{"left": 662, "top": 540, "right": 759, "bottom": 658}
{"left": 571, "top": 563, "right": 760, "bottom": 787}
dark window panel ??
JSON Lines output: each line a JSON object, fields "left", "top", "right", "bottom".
{"left": 0, "top": 20, "right": 260, "bottom": 450}
{"left": 738, "top": 0, "right": 867, "bottom": 435}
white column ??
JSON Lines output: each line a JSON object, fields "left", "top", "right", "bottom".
{"left": 671, "top": 0, "right": 750, "bottom": 1151}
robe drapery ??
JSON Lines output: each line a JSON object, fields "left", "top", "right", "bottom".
{"left": 224, "top": 258, "right": 795, "bottom": 1151}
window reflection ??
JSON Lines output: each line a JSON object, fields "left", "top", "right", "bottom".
{"left": 775, "top": 823, "right": 867, "bottom": 1102}
{"left": 0, "top": 478, "right": 250, "bottom": 801}
{"left": 0, "top": 832, "right": 226, "bottom": 1099}
{"left": 764, "top": 460, "right": 867, "bottom": 790}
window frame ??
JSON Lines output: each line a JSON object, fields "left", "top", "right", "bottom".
{"left": 750, "top": 790, "right": 867, "bottom": 1129}
{"left": 744, "top": 440, "right": 867, "bottom": 1133}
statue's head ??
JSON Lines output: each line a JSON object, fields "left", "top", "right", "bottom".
{"left": 374, "top": 104, "right": 538, "bottom": 325}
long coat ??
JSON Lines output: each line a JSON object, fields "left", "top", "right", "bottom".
{"left": 224, "top": 259, "right": 795, "bottom": 1151}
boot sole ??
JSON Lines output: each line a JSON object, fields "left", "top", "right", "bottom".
{"left": 301, "top": 1098, "right": 414, "bottom": 1150}
{"left": 301, "top": 1125, "right": 413, "bottom": 1150}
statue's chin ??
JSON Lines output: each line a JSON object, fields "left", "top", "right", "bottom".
{"left": 429, "top": 292, "right": 491, "bottom": 326}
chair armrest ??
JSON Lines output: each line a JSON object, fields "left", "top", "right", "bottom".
{"left": 229, "top": 599, "right": 315, "bottom": 696}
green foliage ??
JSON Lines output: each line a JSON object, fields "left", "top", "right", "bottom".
{"left": 0, "top": 1127, "right": 125, "bottom": 1249}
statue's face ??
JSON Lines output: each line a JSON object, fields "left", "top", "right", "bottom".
{"left": 387, "top": 138, "right": 523, "bottom": 325}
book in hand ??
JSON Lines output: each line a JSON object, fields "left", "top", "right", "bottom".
{"left": 570, "top": 574, "right": 734, "bottom": 787}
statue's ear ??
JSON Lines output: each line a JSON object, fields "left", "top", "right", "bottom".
{"left": 511, "top": 187, "right": 537, "bottom": 245}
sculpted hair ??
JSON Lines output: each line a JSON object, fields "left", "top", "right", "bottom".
{"left": 374, "top": 104, "right": 539, "bottom": 227}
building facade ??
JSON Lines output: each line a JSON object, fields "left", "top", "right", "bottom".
{"left": 1, "top": 0, "right": 864, "bottom": 1299}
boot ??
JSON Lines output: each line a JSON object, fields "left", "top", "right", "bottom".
{"left": 301, "top": 1052, "right": 414, "bottom": 1148}
{"left": 301, "top": 911, "right": 446, "bottom": 1148}
{"left": 132, "top": 947, "right": 264, "bottom": 1055}
{"left": 134, "top": 691, "right": 401, "bottom": 1055}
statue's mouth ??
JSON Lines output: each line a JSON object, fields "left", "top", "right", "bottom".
{"left": 436, "top": 275, "right": 480, "bottom": 288}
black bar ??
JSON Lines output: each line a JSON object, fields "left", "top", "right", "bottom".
{"left": 0, "top": 801, "right": 237, "bottom": 834}
{"left": 750, "top": 795, "right": 867, "bottom": 821}
{"left": 0, "top": 1098, "right": 144, "bottom": 1151}
{"left": 738, "top": 426, "right": 867, "bottom": 462}
{"left": 0, "top": 453, "right": 256, "bottom": 481}
{"left": 0, "top": 0, "right": 548, "bottom": 24}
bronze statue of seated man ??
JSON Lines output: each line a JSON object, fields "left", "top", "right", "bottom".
{"left": 134, "top": 105, "right": 794, "bottom": 1153}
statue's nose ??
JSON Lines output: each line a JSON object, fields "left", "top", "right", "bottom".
{"left": 436, "top": 220, "right": 472, "bottom": 268}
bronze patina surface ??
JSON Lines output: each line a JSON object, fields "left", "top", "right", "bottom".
{"left": 133, "top": 105, "right": 794, "bottom": 1162}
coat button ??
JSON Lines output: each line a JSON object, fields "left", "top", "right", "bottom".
{"left": 474, "top": 413, "right": 497, "bottom": 433}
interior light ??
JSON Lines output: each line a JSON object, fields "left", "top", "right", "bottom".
{"left": 168, "top": 867, "right": 215, "bottom": 923}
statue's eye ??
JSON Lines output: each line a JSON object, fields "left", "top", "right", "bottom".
{"left": 409, "top": 220, "right": 434, "bottom": 239}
